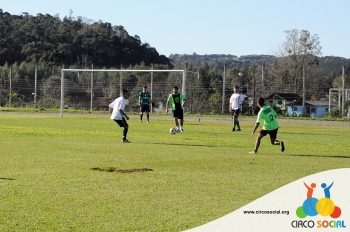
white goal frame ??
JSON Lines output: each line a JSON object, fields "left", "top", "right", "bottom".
{"left": 328, "top": 88, "right": 350, "bottom": 115}
{"left": 60, "top": 68, "right": 187, "bottom": 117}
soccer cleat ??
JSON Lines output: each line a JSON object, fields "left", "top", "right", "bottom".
{"left": 232, "top": 128, "right": 236, "bottom": 131}
{"left": 237, "top": 128, "right": 241, "bottom": 131}
{"left": 249, "top": 150, "right": 257, "bottom": 154}
{"left": 122, "top": 139, "right": 130, "bottom": 143}
{"left": 281, "top": 141, "right": 285, "bottom": 152}
{"left": 176, "top": 128, "right": 184, "bottom": 133}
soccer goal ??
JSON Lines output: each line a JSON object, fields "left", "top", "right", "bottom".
{"left": 328, "top": 88, "right": 350, "bottom": 115}
{"left": 59, "top": 68, "right": 187, "bottom": 117}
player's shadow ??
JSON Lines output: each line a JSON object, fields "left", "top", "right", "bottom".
{"left": 186, "top": 123, "right": 204, "bottom": 126}
{"left": 0, "top": 177, "right": 15, "bottom": 181}
{"left": 143, "top": 142, "right": 218, "bottom": 147}
{"left": 289, "top": 154, "right": 350, "bottom": 159}
{"left": 283, "top": 131, "right": 340, "bottom": 137}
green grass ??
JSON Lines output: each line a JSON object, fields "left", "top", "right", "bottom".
{"left": 0, "top": 113, "right": 349, "bottom": 231}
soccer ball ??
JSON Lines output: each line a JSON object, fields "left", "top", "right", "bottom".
{"left": 169, "top": 127, "right": 177, "bottom": 134}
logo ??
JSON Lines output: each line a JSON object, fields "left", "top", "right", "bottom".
{"left": 296, "top": 182, "right": 341, "bottom": 218}
{"left": 292, "top": 181, "right": 346, "bottom": 229}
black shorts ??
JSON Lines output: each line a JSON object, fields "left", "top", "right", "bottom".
{"left": 172, "top": 108, "right": 184, "bottom": 119}
{"left": 259, "top": 128, "right": 278, "bottom": 142}
{"left": 113, "top": 118, "right": 128, "bottom": 128}
{"left": 231, "top": 108, "right": 241, "bottom": 116}
{"left": 140, "top": 105, "right": 150, "bottom": 113}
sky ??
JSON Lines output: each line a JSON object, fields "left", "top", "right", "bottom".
{"left": 1, "top": 0, "right": 349, "bottom": 58}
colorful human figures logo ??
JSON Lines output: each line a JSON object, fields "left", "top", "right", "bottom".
{"left": 296, "top": 182, "right": 342, "bottom": 219}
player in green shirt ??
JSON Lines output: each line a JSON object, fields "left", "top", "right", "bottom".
{"left": 166, "top": 86, "right": 186, "bottom": 132}
{"left": 139, "top": 85, "right": 151, "bottom": 123}
{"left": 250, "top": 97, "right": 285, "bottom": 154}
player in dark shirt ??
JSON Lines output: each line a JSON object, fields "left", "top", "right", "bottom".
{"left": 139, "top": 85, "right": 151, "bottom": 123}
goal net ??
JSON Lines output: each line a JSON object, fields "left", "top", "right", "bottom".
{"left": 59, "top": 68, "right": 187, "bottom": 117}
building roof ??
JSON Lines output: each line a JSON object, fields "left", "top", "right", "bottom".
{"left": 265, "top": 93, "right": 301, "bottom": 102}
{"left": 287, "top": 100, "right": 336, "bottom": 107}
{"left": 305, "top": 101, "right": 332, "bottom": 106}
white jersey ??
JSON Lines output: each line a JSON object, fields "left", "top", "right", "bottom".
{"left": 229, "top": 93, "right": 242, "bottom": 110}
{"left": 109, "top": 96, "right": 127, "bottom": 120}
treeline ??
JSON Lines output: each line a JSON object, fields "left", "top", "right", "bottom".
{"left": 170, "top": 53, "right": 275, "bottom": 68}
{"left": 171, "top": 54, "right": 350, "bottom": 101}
{"left": 0, "top": 9, "right": 169, "bottom": 66}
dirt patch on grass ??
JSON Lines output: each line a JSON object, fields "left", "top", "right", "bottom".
{"left": 91, "top": 167, "right": 153, "bottom": 173}
{"left": 0, "top": 177, "right": 15, "bottom": 181}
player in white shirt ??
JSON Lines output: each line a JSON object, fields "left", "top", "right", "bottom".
{"left": 109, "top": 89, "right": 130, "bottom": 143}
{"left": 229, "top": 86, "right": 243, "bottom": 131}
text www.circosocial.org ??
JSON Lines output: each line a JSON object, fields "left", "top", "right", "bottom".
{"left": 243, "top": 210, "right": 290, "bottom": 215}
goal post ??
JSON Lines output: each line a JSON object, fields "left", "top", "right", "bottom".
{"left": 60, "top": 68, "right": 186, "bottom": 117}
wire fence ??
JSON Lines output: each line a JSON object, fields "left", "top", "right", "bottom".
{"left": 0, "top": 67, "right": 349, "bottom": 116}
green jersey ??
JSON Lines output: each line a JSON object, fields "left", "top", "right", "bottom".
{"left": 139, "top": 91, "right": 150, "bottom": 105}
{"left": 256, "top": 105, "right": 279, "bottom": 130}
{"left": 167, "top": 93, "right": 186, "bottom": 110}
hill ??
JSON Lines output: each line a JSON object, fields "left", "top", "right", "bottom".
{"left": 0, "top": 9, "right": 170, "bottom": 67}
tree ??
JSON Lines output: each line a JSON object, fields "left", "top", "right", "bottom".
{"left": 280, "top": 29, "right": 322, "bottom": 92}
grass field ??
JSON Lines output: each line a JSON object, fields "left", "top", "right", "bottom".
{"left": 0, "top": 112, "right": 349, "bottom": 231}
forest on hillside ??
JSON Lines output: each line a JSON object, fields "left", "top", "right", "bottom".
{"left": 0, "top": 9, "right": 169, "bottom": 66}
{"left": 0, "top": 10, "right": 349, "bottom": 115}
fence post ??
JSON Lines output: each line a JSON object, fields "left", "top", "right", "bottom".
{"left": 221, "top": 63, "right": 226, "bottom": 114}
{"left": 34, "top": 63, "right": 37, "bottom": 108}
{"left": 119, "top": 65, "right": 123, "bottom": 96}
{"left": 150, "top": 64, "right": 153, "bottom": 113}
{"left": 9, "top": 65, "right": 12, "bottom": 107}
{"left": 60, "top": 69, "right": 64, "bottom": 118}
{"left": 90, "top": 64, "right": 94, "bottom": 112}
{"left": 182, "top": 63, "right": 187, "bottom": 96}
{"left": 342, "top": 66, "right": 345, "bottom": 116}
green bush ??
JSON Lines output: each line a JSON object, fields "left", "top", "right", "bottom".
{"left": 325, "top": 108, "right": 342, "bottom": 118}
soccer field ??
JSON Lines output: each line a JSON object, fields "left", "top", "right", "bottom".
{"left": 0, "top": 113, "right": 349, "bottom": 231}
